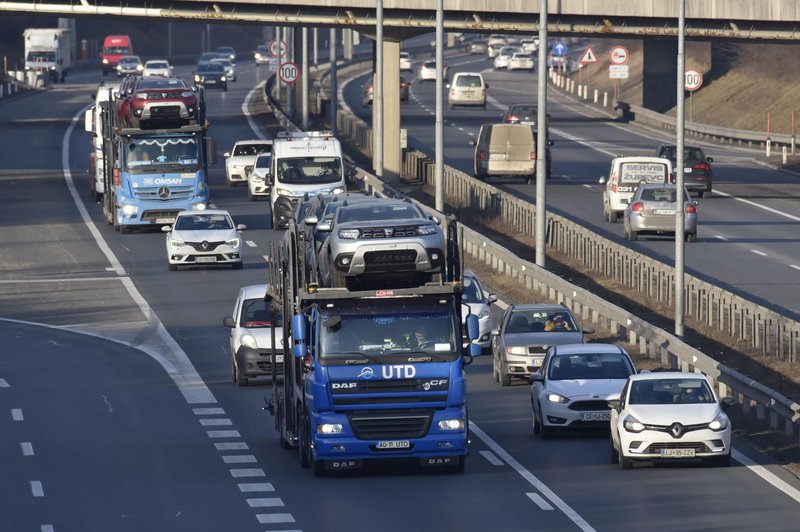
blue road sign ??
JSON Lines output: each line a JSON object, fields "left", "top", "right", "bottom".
{"left": 552, "top": 41, "right": 567, "bottom": 56}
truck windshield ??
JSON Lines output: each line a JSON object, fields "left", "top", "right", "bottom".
{"left": 125, "top": 137, "right": 200, "bottom": 173}
{"left": 276, "top": 156, "right": 342, "bottom": 185}
{"left": 104, "top": 46, "right": 130, "bottom": 55}
{"left": 318, "top": 297, "right": 459, "bottom": 364}
{"left": 27, "top": 52, "right": 56, "bottom": 62}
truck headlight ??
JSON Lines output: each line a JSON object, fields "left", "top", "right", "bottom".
{"left": 507, "top": 346, "right": 527, "bottom": 355}
{"left": 121, "top": 204, "right": 138, "bottom": 216}
{"left": 317, "top": 423, "right": 343, "bottom": 435}
{"left": 241, "top": 333, "right": 257, "bottom": 349}
{"left": 338, "top": 229, "right": 360, "bottom": 239}
{"left": 437, "top": 419, "right": 464, "bottom": 430}
{"left": 192, "top": 202, "right": 207, "bottom": 211}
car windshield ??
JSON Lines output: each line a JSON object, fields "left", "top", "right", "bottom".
{"left": 456, "top": 75, "right": 482, "bottom": 88}
{"left": 138, "top": 78, "right": 187, "bottom": 89}
{"left": 239, "top": 298, "right": 282, "bottom": 327}
{"left": 233, "top": 144, "right": 266, "bottom": 157}
{"left": 175, "top": 213, "right": 233, "bottom": 231}
{"left": 338, "top": 203, "right": 422, "bottom": 224}
{"left": 212, "top": 59, "right": 233, "bottom": 67}
{"left": 255, "top": 154, "right": 271, "bottom": 168}
{"left": 125, "top": 137, "right": 200, "bottom": 171}
{"left": 276, "top": 156, "right": 342, "bottom": 185}
{"left": 548, "top": 353, "right": 634, "bottom": 380}
{"left": 199, "top": 63, "right": 224, "bottom": 74}
{"left": 618, "top": 162, "right": 668, "bottom": 185}
{"left": 462, "top": 276, "right": 484, "bottom": 303}
{"left": 629, "top": 378, "right": 715, "bottom": 404}
{"left": 146, "top": 61, "right": 169, "bottom": 69}
{"left": 104, "top": 46, "right": 130, "bottom": 55}
{"left": 506, "top": 310, "right": 577, "bottom": 333}
{"left": 121, "top": 58, "right": 140, "bottom": 65}
{"left": 318, "top": 298, "right": 458, "bottom": 363}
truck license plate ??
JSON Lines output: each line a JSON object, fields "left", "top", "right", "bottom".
{"left": 377, "top": 440, "right": 410, "bottom": 449}
{"left": 195, "top": 256, "right": 217, "bottom": 263}
{"left": 156, "top": 217, "right": 175, "bottom": 224}
{"left": 661, "top": 448, "right": 695, "bottom": 458}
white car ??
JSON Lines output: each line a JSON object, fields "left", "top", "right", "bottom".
{"left": 508, "top": 52, "right": 535, "bottom": 72}
{"left": 493, "top": 46, "right": 520, "bottom": 70}
{"left": 399, "top": 52, "right": 413, "bottom": 71}
{"left": 163, "top": 210, "right": 245, "bottom": 270}
{"left": 223, "top": 284, "right": 284, "bottom": 386}
{"left": 211, "top": 57, "right": 236, "bottom": 82}
{"left": 224, "top": 139, "right": 273, "bottom": 186}
{"left": 609, "top": 372, "right": 733, "bottom": 469}
{"left": 487, "top": 35, "right": 507, "bottom": 58}
{"left": 418, "top": 60, "right": 448, "bottom": 83}
{"left": 531, "top": 344, "right": 636, "bottom": 438}
{"left": 520, "top": 38, "right": 538, "bottom": 53}
{"left": 248, "top": 152, "right": 272, "bottom": 201}
{"left": 142, "top": 60, "right": 173, "bottom": 77}
{"left": 462, "top": 270, "right": 497, "bottom": 350}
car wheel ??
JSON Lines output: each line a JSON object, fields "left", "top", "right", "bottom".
{"left": 609, "top": 212, "right": 618, "bottom": 224}
{"left": 532, "top": 407, "right": 541, "bottom": 434}
{"left": 686, "top": 232, "right": 697, "bottom": 243}
{"left": 499, "top": 371, "right": 512, "bottom": 386}
{"left": 603, "top": 210, "right": 611, "bottom": 223}
{"left": 629, "top": 230, "right": 638, "bottom": 241}
{"left": 232, "top": 261, "right": 243, "bottom": 270}
{"left": 702, "top": 190, "right": 713, "bottom": 199}
{"left": 231, "top": 360, "right": 237, "bottom": 383}
{"left": 492, "top": 366, "right": 500, "bottom": 383}
{"left": 234, "top": 363, "right": 249, "bottom": 386}
{"left": 449, "top": 103, "right": 454, "bottom": 110}
{"left": 610, "top": 441, "right": 619, "bottom": 464}
{"left": 168, "top": 263, "right": 178, "bottom": 271}
{"left": 248, "top": 189, "right": 255, "bottom": 201}
{"left": 618, "top": 452, "right": 632, "bottom": 470}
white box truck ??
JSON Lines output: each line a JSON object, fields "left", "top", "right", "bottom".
{"left": 24, "top": 28, "right": 72, "bottom": 83}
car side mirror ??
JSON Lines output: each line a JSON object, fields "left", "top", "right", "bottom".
{"left": 236, "top": 224, "right": 247, "bottom": 231}
{"left": 304, "top": 215, "right": 319, "bottom": 226}
{"left": 224, "top": 152, "right": 230, "bottom": 158}
{"left": 607, "top": 399, "right": 621, "bottom": 410}
{"left": 161, "top": 225, "right": 172, "bottom": 233}
{"left": 317, "top": 221, "right": 332, "bottom": 232}
{"left": 223, "top": 317, "right": 235, "bottom": 328}
{"left": 468, "top": 138, "right": 477, "bottom": 146}
{"left": 547, "top": 140, "right": 555, "bottom": 147}
{"left": 487, "top": 294, "right": 498, "bottom": 304}
{"left": 531, "top": 372, "right": 544, "bottom": 382}
{"left": 598, "top": 176, "right": 607, "bottom": 185}
{"left": 720, "top": 396, "right": 736, "bottom": 411}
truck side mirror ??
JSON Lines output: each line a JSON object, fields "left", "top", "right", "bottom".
{"left": 206, "top": 137, "right": 217, "bottom": 165}
{"left": 468, "top": 138, "right": 476, "bottom": 146}
{"left": 292, "top": 314, "right": 307, "bottom": 342}
{"left": 466, "top": 314, "right": 480, "bottom": 341}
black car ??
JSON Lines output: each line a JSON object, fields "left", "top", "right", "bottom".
{"left": 655, "top": 144, "right": 713, "bottom": 198}
{"left": 502, "top": 103, "right": 549, "bottom": 128}
{"left": 194, "top": 62, "right": 228, "bottom": 91}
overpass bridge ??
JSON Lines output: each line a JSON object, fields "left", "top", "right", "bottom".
{"left": 4, "top": 0, "right": 799, "bottom": 178}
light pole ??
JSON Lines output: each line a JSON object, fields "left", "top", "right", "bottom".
{"left": 535, "top": 0, "right": 548, "bottom": 267}
{"left": 434, "top": 0, "right": 444, "bottom": 212}
{"left": 375, "top": 0, "right": 384, "bottom": 177}
{"left": 675, "top": 0, "right": 686, "bottom": 339}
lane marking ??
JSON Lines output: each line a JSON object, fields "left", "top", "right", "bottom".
{"left": 214, "top": 442, "right": 249, "bottom": 451}
{"left": 199, "top": 418, "right": 232, "bottom": 426}
{"left": 245, "top": 240, "right": 257, "bottom": 248}
{"left": 751, "top": 249, "right": 768, "bottom": 257}
{"left": 193, "top": 407, "right": 225, "bottom": 415}
{"left": 238, "top": 483, "right": 275, "bottom": 493}
{"left": 30, "top": 481, "right": 44, "bottom": 497}
{"left": 479, "top": 449, "right": 504, "bottom": 466}
{"left": 41, "top": 526, "right": 54, "bottom": 532}
{"left": 527, "top": 492, "right": 555, "bottom": 511}
{"left": 256, "top": 514, "right": 296, "bottom": 525}
{"left": 0, "top": 277, "right": 121, "bottom": 284}
{"left": 206, "top": 430, "right": 241, "bottom": 438}
{"left": 732, "top": 449, "right": 800, "bottom": 504}
{"left": 11, "top": 408, "right": 23, "bottom": 421}
{"left": 0, "top": 378, "right": 8, "bottom": 387}
{"left": 230, "top": 468, "right": 266, "bottom": 478}
{"left": 582, "top": 184, "right": 593, "bottom": 189}
{"left": 242, "top": 81, "right": 269, "bottom": 140}
{"left": 21, "top": 442, "right": 34, "bottom": 456}
{"left": 715, "top": 235, "right": 729, "bottom": 241}
{"left": 790, "top": 265, "right": 800, "bottom": 271}
{"left": 222, "top": 455, "right": 257, "bottom": 464}
{"left": 470, "top": 422, "right": 595, "bottom": 532}
{"left": 713, "top": 190, "right": 800, "bottom": 223}
{"left": 247, "top": 498, "right": 284, "bottom": 508}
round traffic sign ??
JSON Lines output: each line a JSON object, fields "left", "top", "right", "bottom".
{"left": 684, "top": 68, "right": 703, "bottom": 92}
{"left": 269, "top": 39, "right": 287, "bottom": 58}
{"left": 279, "top": 62, "right": 300, "bottom": 84}
{"left": 609, "top": 46, "right": 629, "bottom": 65}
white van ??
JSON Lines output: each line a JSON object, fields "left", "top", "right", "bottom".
{"left": 448, "top": 72, "right": 488, "bottom": 109}
{"left": 600, "top": 156, "right": 673, "bottom": 223}
{"left": 268, "top": 131, "right": 346, "bottom": 229}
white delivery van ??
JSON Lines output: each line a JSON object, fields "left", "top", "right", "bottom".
{"left": 447, "top": 72, "right": 488, "bottom": 109}
{"left": 600, "top": 156, "right": 673, "bottom": 223}
{"left": 268, "top": 131, "right": 346, "bottom": 229}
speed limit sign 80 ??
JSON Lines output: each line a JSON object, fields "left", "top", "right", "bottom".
{"left": 279, "top": 62, "right": 300, "bottom": 84}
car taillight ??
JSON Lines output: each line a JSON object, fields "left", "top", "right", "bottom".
{"left": 506, "top": 114, "right": 518, "bottom": 122}
{"left": 668, "top": 173, "right": 675, "bottom": 183}
{"left": 530, "top": 151, "right": 537, "bottom": 161}
{"left": 611, "top": 174, "right": 618, "bottom": 193}
{"left": 479, "top": 151, "right": 487, "bottom": 160}
{"left": 367, "top": 86, "right": 373, "bottom": 94}
{"left": 694, "top": 162, "right": 710, "bottom": 171}
{"left": 631, "top": 202, "right": 644, "bottom": 212}
{"left": 685, "top": 203, "right": 696, "bottom": 214}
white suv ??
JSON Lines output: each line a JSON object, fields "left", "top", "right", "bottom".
{"left": 223, "top": 284, "right": 284, "bottom": 386}
{"left": 224, "top": 140, "right": 273, "bottom": 187}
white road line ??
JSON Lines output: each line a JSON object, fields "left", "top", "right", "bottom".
{"left": 732, "top": 449, "right": 800, "bottom": 504}
{"left": 470, "top": 422, "right": 595, "bottom": 532}
{"left": 30, "top": 481, "right": 44, "bottom": 497}
{"left": 238, "top": 483, "right": 275, "bottom": 493}
{"left": 245, "top": 240, "right": 257, "bottom": 248}
{"left": 229, "top": 468, "right": 266, "bottom": 478}
{"left": 715, "top": 235, "right": 729, "bottom": 241}
{"left": 247, "top": 498, "right": 284, "bottom": 508}
{"left": 199, "top": 418, "right": 232, "bottom": 426}
{"left": 479, "top": 449, "right": 504, "bottom": 466}
{"left": 790, "top": 265, "right": 800, "bottom": 271}
{"left": 0, "top": 277, "right": 121, "bottom": 284}
{"left": 582, "top": 184, "right": 593, "bottom": 189}
{"left": 206, "top": 430, "right": 241, "bottom": 438}
{"left": 0, "top": 378, "right": 8, "bottom": 387}
{"left": 714, "top": 190, "right": 800, "bottom": 223}
{"left": 256, "top": 514, "right": 296, "bottom": 524}
{"left": 193, "top": 407, "right": 225, "bottom": 415}
{"left": 751, "top": 249, "right": 768, "bottom": 257}
{"left": 215, "top": 442, "right": 249, "bottom": 451}
{"left": 527, "top": 492, "right": 554, "bottom": 511}
{"left": 263, "top": 255, "right": 270, "bottom": 262}
{"left": 222, "top": 455, "right": 257, "bottom": 464}
{"left": 11, "top": 408, "right": 23, "bottom": 421}
{"left": 41, "top": 526, "right": 54, "bottom": 532}
{"left": 21, "top": 442, "right": 34, "bottom": 456}
{"left": 243, "top": 81, "right": 269, "bottom": 140}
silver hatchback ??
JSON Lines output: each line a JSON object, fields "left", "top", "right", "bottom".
{"left": 623, "top": 183, "right": 698, "bottom": 242}
{"left": 316, "top": 198, "right": 445, "bottom": 288}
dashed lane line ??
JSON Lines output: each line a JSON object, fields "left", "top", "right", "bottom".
{"left": 247, "top": 498, "right": 285, "bottom": 508}
{"left": 11, "top": 408, "right": 23, "bottom": 421}
{"left": 790, "top": 265, "right": 800, "bottom": 271}
{"left": 239, "top": 483, "right": 275, "bottom": 493}
{"left": 21, "top": 442, "right": 34, "bottom": 456}
{"left": 206, "top": 430, "right": 241, "bottom": 438}
{"left": 222, "top": 455, "right": 257, "bottom": 464}
{"left": 256, "top": 514, "right": 296, "bottom": 525}
{"left": 30, "top": 481, "right": 44, "bottom": 497}
{"left": 199, "top": 418, "right": 233, "bottom": 426}
{"left": 0, "top": 378, "right": 8, "bottom": 387}
{"left": 215, "top": 442, "right": 249, "bottom": 451}
{"left": 479, "top": 450, "right": 504, "bottom": 466}
{"left": 751, "top": 249, "right": 768, "bottom": 257}
{"left": 527, "top": 492, "right": 554, "bottom": 511}
{"left": 193, "top": 407, "right": 225, "bottom": 415}
{"left": 230, "top": 468, "right": 266, "bottom": 478}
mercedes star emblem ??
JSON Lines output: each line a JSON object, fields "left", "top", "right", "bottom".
{"left": 158, "top": 186, "right": 171, "bottom": 199}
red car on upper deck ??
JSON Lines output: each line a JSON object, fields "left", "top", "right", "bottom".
{"left": 116, "top": 76, "right": 200, "bottom": 129}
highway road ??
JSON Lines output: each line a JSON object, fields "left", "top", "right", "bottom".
{"left": 2, "top": 57, "right": 800, "bottom": 531}
{"left": 342, "top": 53, "right": 800, "bottom": 321}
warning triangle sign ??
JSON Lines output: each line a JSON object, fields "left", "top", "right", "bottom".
{"left": 579, "top": 46, "right": 598, "bottom": 64}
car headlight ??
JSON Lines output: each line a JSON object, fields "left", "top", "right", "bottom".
{"left": 225, "top": 237, "right": 240, "bottom": 248}
{"left": 255, "top": 53, "right": 262, "bottom": 60}
{"left": 135, "top": 93, "right": 150, "bottom": 100}
{"left": 251, "top": 174, "right": 264, "bottom": 182}
{"left": 180, "top": 91, "right": 194, "bottom": 97}
{"left": 507, "top": 346, "right": 527, "bottom": 355}
{"left": 221, "top": 76, "right": 227, "bottom": 82}
{"left": 121, "top": 204, "right": 138, "bottom": 215}
{"left": 241, "top": 333, "right": 257, "bottom": 349}
{"left": 136, "top": 65, "right": 143, "bottom": 71}
{"left": 478, "top": 307, "right": 491, "bottom": 320}
{"left": 417, "top": 225, "right": 438, "bottom": 235}
{"left": 338, "top": 229, "right": 360, "bottom": 239}
{"left": 102, "top": 58, "right": 109, "bottom": 64}
{"left": 708, "top": 412, "right": 729, "bottom": 431}
{"left": 191, "top": 202, "right": 207, "bottom": 211}
{"left": 317, "top": 423, "right": 343, "bottom": 435}
{"left": 117, "top": 65, "right": 122, "bottom": 71}
{"left": 330, "top": 187, "right": 344, "bottom": 194}
{"left": 623, "top": 414, "right": 645, "bottom": 433}
{"left": 546, "top": 393, "right": 569, "bottom": 404}
{"left": 170, "top": 239, "right": 185, "bottom": 248}
{"left": 194, "top": 75, "right": 201, "bottom": 82}
{"left": 438, "top": 419, "right": 464, "bottom": 430}
{"left": 276, "top": 188, "right": 292, "bottom": 196}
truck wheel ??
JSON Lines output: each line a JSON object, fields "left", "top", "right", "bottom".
{"left": 609, "top": 212, "right": 618, "bottom": 224}
{"left": 702, "top": 190, "right": 713, "bottom": 199}
{"left": 119, "top": 224, "right": 131, "bottom": 234}
{"left": 112, "top": 207, "right": 120, "bottom": 232}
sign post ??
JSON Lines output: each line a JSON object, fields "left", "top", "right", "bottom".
{"left": 684, "top": 68, "right": 703, "bottom": 122}
{"left": 578, "top": 46, "right": 597, "bottom": 86}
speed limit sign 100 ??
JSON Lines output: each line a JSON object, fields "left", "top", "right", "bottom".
{"left": 279, "top": 62, "right": 300, "bottom": 84}
{"left": 684, "top": 68, "right": 703, "bottom": 92}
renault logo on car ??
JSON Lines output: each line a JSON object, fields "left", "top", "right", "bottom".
{"left": 670, "top": 422, "right": 685, "bottom": 438}
{"left": 158, "top": 186, "right": 171, "bottom": 199}
{"left": 201, "top": 240, "right": 210, "bottom": 251}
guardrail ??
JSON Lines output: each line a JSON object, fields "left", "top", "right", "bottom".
{"left": 265, "top": 52, "right": 800, "bottom": 442}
